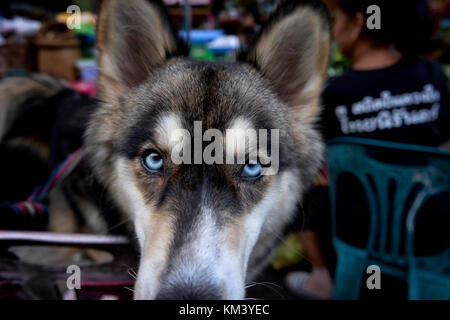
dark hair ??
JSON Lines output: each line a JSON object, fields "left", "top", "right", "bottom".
{"left": 337, "top": 0, "right": 434, "bottom": 55}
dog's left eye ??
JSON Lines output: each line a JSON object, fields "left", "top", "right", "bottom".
{"left": 142, "top": 151, "right": 163, "bottom": 172}
{"left": 242, "top": 161, "right": 262, "bottom": 178}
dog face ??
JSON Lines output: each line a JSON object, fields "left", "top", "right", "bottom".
{"left": 86, "top": 0, "right": 330, "bottom": 299}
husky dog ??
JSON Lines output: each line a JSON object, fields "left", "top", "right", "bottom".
{"left": 82, "top": 0, "right": 331, "bottom": 299}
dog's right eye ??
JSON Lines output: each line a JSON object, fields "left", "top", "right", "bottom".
{"left": 242, "top": 161, "right": 263, "bottom": 179}
{"left": 142, "top": 151, "right": 164, "bottom": 172}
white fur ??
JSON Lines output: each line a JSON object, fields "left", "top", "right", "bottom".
{"left": 155, "top": 112, "right": 183, "bottom": 151}
{"left": 114, "top": 158, "right": 172, "bottom": 300}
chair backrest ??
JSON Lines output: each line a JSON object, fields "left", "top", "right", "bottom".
{"left": 327, "top": 137, "right": 450, "bottom": 270}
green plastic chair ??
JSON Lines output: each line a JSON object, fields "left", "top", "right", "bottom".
{"left": 326, "top": 137, "right": 450, "bottom": 299}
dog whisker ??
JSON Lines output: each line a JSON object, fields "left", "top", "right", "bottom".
{"left": 268, "top": 228, "right": 313, "bottom": 267}
{"left": 245, "top": 281, "right": 284, "bottom": 299}
{"left": 245, "top": 281, "right": 281, "bottom": 290}
{"left": 127, "top": 269, "right": 137, "bottom": 280}
{"left": 122, "top": 264, "right": 138, "bottom": 279}
{"left": 103, "top": 218, "right": 132, "bottom": 234}
{"left": 124, "top": 287, "right": 135, "bottom": 293}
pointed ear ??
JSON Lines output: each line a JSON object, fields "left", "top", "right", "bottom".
{"left": 97, "top": 0, "right": 182, "bottom": 103}
{"left": 243, "top": 0, "right": 331, "bottom": 123}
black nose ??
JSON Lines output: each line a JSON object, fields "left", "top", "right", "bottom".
{"left": 155, "top": 284, "right": 222, "bottom": 300}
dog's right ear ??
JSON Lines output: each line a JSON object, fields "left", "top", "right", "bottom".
{"left": 241, "top": 0, "right": 330, "bottom": 124}
{"left": 97, "top": 0, "right": 181, "bottom": 103}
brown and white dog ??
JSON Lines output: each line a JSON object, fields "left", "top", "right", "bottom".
{"left": 84, "top": 0, "right": 330, "bottom": 299}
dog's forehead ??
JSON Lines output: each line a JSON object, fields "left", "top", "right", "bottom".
{"left": 117, "top": 59, "right": 291, "bottom": 160}
{"left": 125, "top": 59, "right": 285, "bottom": 131}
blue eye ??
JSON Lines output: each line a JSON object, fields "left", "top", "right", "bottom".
{"left": 143, "top": 152, "right": 163, "bottom": 172}
{"left": 242, "top": 161, "right": 262, "bottom": 178}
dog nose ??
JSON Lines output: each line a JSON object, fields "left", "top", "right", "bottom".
{"left": 155, "top": 284, "right": 222, "bottom": 300}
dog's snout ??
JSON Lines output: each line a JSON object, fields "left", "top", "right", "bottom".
{"left": 155, "top": 284, "right": 222, "bottom": 300}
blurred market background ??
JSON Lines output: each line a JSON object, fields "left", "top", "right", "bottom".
{"left": 1, "top": 0, "right": 449, "bottom": 96}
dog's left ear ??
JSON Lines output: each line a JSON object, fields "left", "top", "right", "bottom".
{"left": 243, "top": 0, "right": 331, "bottom": 123}
{"left": 97, "top": 0, "right": 181, "bottom": 103}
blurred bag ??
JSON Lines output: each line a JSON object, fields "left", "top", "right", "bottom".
{"left": 0, "top": 35, "right": 35, "bottom": 76}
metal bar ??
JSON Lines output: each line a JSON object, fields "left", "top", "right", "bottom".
{"left": 0, "top": 231, "right": 129, "bottom": 249}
